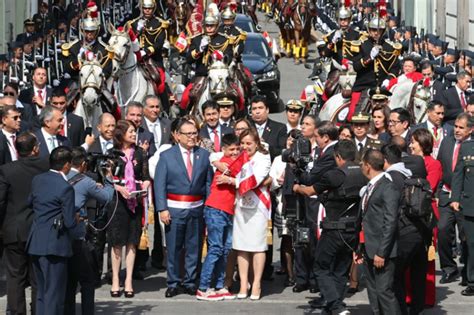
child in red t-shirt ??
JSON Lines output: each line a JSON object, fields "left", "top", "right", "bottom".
{"left": 197, "top": 134, "right": 240, "bottom": 301}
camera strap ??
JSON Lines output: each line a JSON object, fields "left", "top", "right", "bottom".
{"left": 68, "top": 173, "right": 86, "bottom": 186}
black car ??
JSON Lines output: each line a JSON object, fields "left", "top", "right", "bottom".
{"left": 234, "top": 14, "right": 257, "bottom": 33}
{"left": 242, "top": 33, "right": 281, "bottom": 111}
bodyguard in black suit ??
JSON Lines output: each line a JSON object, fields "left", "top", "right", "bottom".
{"left": 250, "top": 95, "right": 287, "bottom": 161}
{"left": 142, "top": 95, "right": 172, "bottom": 149}
{"left": 49, "top": 89, "right": 86, "bottom": 147}
{"left": 33, "top": 106, "right": 71, "bottom": 159}
{"left": 27, "top": 146, "right": 78, "bottom": 315}
{"left": 0, "top": 133, "right": 49, "bottom": 315}
{"left": 438, "top": 72, "right": 472, "bottom": 124}
{"left": 437, "top": 113, "right": 473, "bottom": 283}
{"left": 0, "top": 105, "right": 23, "bottom": 165}
{"left": 199, "top": 101, "right": 234, "bottom": 152}
{"left": 389, "top": 135, "right": 428, "bottom": 179}
{"left": 125, "top": 102, "right": 157, "bottom": 155}
{"left": 355, "top": 149, "right": 401, "bottom": 315}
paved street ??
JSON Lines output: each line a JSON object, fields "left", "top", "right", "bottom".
{"left": 0, "top": 12, "right": 474, "bottom": 315}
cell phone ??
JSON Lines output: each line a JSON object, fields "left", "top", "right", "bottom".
{"left": 85, "top": 127, "right": 93, "bottom": 136}
{"left": 129, "top": 190, "right": 147, "bottom": 198}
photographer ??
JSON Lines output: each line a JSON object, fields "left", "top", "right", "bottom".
{"left": 64, "top": 147, "right": 114, "bottom": 315}
{"left": 281, "top": 115, "right": 320, "bottom": 294}
{"left": 294, "top": 140, "right": 367, "bottom": 313}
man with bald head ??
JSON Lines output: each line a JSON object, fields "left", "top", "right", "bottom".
{"left": 87, "top": 113, "right": 116, "bottom": 154}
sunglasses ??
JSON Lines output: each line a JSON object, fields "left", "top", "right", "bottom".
{"left": 2, "top": 92, "right": 15, "bottom": 97}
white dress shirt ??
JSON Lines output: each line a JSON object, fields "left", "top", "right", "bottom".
{"left": 255, "top": 121, "right": 267, "bottom": 138}
{"left": 33, "top": 86, "right": 47, "bottom": 115}
{"left": 179, "top": 144, "right": 194, "bottom": 167}
{"left": 207, "top": 125, "right": 221, "bottom": 145}
{"left": 41, "top": 128, "right": 58, "bottom": 153}
{"left": 2, "top": 129, "right": 18, "bottom": 161}
{"left": 145, "top": 117, "right": 161, "bottom": 147}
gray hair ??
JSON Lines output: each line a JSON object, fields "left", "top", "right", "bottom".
{"left": 143, "top": 95, "right": 160, "bottom": 107}
{"left": 39, "top": 105, "right": 60, "bottom": 126}
{"left": 125, "top": 101, "right": 143, "bottom": 116}
{"left": 456, "top": 112, "right": 474, "bottom": 129}
{"left": 457, "top": 71, "right": 471, "bottom": 82}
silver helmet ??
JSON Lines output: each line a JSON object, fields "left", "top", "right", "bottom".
{"left": 368, "top": 17, "right": 387, "bottom": 30}
{"left": 338, "top": 6, "right": 352, "bottom": 20}
{"left": 221, "top": 6, "right": 236, "bottom": 21}
{"left": 204, "top": 14, "right": 219, "bottom": 26}
{"left": 81, "top": 17, "right": 100, "bottom": 32}
{"left": 141, "top": 0, "right": 156, "bottom": 8}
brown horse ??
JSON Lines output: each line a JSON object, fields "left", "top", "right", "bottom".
{"left": 275, "top": 0, "right": 295, "bottom": 57}
{"left": 291, "top": 0, "right": 314, "bottom": 64}
{"left": 168, "top": 0, "right": 192, "bottom": 44}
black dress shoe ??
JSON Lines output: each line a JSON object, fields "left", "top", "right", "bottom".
{"left": 183, "top": 286, "right": 197, "bottom": 295}
{"left": 284, "top": 277, "right": 295, "bottom": 287}
{"left": 440, "top": 270, "right": 459, "bottom": 284}
{"left": 308, "top": 297, "right": 327, "bottom": 309}
{"left": 151, "top": 261, "right": 166, "bottom": 271}
{"left": 292, "top": 284, "right": 308, "bottom": 293}
{"left": 460, "top": 278, "right": 468, "bottom": 287}
{"left": 309, "top": 286, "right": 320, "bottom": 294}
{"left": 461, "top": 286, "right": 474, "bottom": 296}
{"left": 133, "top": 271, "right": 144, "bottom": 280}
{"left": 346, "top": 285, "right": 359, "bottom": 295}
{"left": 165, "top": 287, "right": 179, "bottom": 298}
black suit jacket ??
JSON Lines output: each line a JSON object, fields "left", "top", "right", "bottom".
{"left": 141, "top": 117, "right": 172, "bottom": 147}
{"left": 88, "top": 138, "right": 103, "bottom": 154}
{"left": 431, "top": 79, "right": 445, "bottom": 101}
{"left": 437, "top": 135, "right": 457, "bottom": 206}
{"left": 362, "top": 176, "right": 400, "bottom": 259}
{"left": 199, "top": 124, "right": 234, "bottom": 142}
{"left": 254, "top": 119, "right": 287, "bottom": 161}
{"left": 66, "top": 113, "right": 86, "bottom": 147}
{"left": 439, "top": 87, "right": 465, "bottom": 124}
{"left": 33, "top": 129, "right": 71, "bottom": 159}
{"left": 18, "top": 87, "right": 52, "bottom": 129}
{"left": 300, "top": 143, "right": 337, "bottom": 186}
{"left": 0, "top": 156, "right": 49, "bottom": 244}
{"left": 137, "top": 126, "right": 156, "bottom": 156}
{"left": 0, "top": 133, "right": 13, "bottom": 166}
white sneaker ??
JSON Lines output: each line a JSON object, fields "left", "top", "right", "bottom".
{"left": 196, "top": 289, "right": 224, "bottom": 301}
{"left": 215, "top": 288, "right": 236, "bottom": 300}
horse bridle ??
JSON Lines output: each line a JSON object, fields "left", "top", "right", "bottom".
{"left": 109, "top": 32, "right": 136, "bottom": 74}
{"left": 80, "top": 62, "right": 103, "bottom": 93}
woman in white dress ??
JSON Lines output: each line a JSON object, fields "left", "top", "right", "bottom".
{"left": 221, "top": 128, "right": 271, "bottom": 300}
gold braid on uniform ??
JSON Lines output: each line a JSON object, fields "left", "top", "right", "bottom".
{"left": 375, "top": 47, "right": 401, "bottom": 76}
{"left": 203, "top": 38, "right": 231, "bottom": 66}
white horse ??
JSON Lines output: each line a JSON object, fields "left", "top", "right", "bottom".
{"left": 193, "top": 59, "right": 231, "bottom": 118}
{"left": 107, "top": 24, "right": 154, "bottom": 110}
{"left": 74, "top": 57, "right": 104, "bottom": 128}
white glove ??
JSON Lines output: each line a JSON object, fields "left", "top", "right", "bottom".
{"left": 163, "top": 40, "right": 170, "bottom": 51}
{"left": 370, "top": 46, "right": 380, "bottom": 60}
{"left": 332, "top": 30, "right": 342, "bottom": 44}
{"left": 10, "top": 77, "right": 19, "bottom": 83}
{"left": 139, "top": 50, "right": 147, "bottom": 58}
{"left": 199, "top": 37, "right": 209, "bottom": 53}
{"left": 43, "top": 57, "right": 51, "bottom": 63}
{"left": 23, "top": 69, "right": 30, "bottom": 75}
{"left": 63, "top": 72, "right": 71, "bottom": 79}
{"left": 137, "top": 19, "right": 145, "bottom": 32}
{"left": 382, "top": 79, "right": 390, "bottom": 88}
{"left": 53, "top": 79, "right": 60, "bottom": 87}
{"left": 19, "top": 81, "right": 26, "bottom": 88}
{"left": 24, "top": 61, "right": 35, "bottom": 67}
{"left": 35, "top": 55, "right": 44, "bottom": 61}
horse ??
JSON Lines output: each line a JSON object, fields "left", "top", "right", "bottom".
{"left": 291, "top": 0, "right": 313, "bottom": 64}
{"left": 106, "top": 23, "right": 155, "bottom": 110}
{"left": 276, "top": 0, "right": 295, "bottom": 57}
{"left": 74, "top": 56, "right": 105, "bottom": 129}
{"left": 169, "top": 0, "right": 191, "bottom": 44}
{"left": 393, "top": 80, "right": 431, "bottom": 124}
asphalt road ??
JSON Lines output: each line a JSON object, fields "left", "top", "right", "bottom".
{"left": 1, "top": 12, "right": 473, "bottom": 315}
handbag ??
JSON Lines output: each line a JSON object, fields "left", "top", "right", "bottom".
{"left": 138, "top": 227, "right": 149, "bottom": 250}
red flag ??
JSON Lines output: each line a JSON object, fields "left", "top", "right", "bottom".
{"left": 175, "top": 32, "right": 188, "bottom": 52}
{"left": 378, "top": 0, "right": 387, "bottom": 18}
{"left": 234, "top": 151, "right": 258, "bottom": 195}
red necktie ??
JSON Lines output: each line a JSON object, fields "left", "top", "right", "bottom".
{"left": 213, "top": 129, "right": 220, "bottom": 152}
{"left": 461, "top": 92, "right": 467, "bottom": 109}
{"left": 186, "top": 150, "right": 193, "bottom": 180}
{"left": 452, "top": 142, "right": 461, "bottom": 171}
{"left": 59, "top": 122, "right": 65, "bottom": 136}
{"left": 433, "top": 126, "right": 438, "bottom": 138}
{"left": 37, "top": 89, "right": 43, "bottom": 102}
{"left": 11, "top": 135, "right": 18, "bottom": 159}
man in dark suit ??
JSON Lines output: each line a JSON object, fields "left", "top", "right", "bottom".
{"left": 354, "top": 149, "right": 401, "bottom": 315}
{"left": 250, "top": 95, "right": 287, "bottom": 161}
{"left": 0, "top": 105, "right": 22, "bottom": 165}
{"left": 388, "top": 108, "right": 411, "bottom": 143}
{"left": 390, "top": 136, "right": 428, "bottom": 179}
{"left": 87, "top": 113, "right": 116, "bottom": 154}
{"left": 33, "top": 106, "right": 71, "bottom": 159}
{"left": 2, "top": 83, "right": 34, "bottom": 132}
{"left": 420, "top": 61, "right": 445, "bottom": 102}
{"left": 27, "top": 146, "right": 78, "bottom": 315}
{"left": 413, "top": 102, "right": 453, "bottom": 158}
{"left": 0, "top": 132, "right": 49, "bottom": 315}
{"left": 199, "top": 100, "right": 233, "bottom": 152}
{"left": 451, "top": 132, "right": 474, "bottom": 296}
{"left": 438, "top": 72, "right": 472, "bottom": 124}
{"left": 142, "top": 95, "right": 172, "bottom": 149}
{"left": 125, "top": 101, "right": 156, "bottom": 155}
{"left": 18, "top": 67, "right": 52, "bottom": 129}
{"left": 437, "top": 113, "right": 473, "bottom": 284}
{"left": 50, "top": 89, "right": 86, "bottom": 147}
{"left": 155, "top": 119, "right": 213, "bottom": 298}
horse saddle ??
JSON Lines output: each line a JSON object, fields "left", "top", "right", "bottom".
{"left": 324, "top": 69, "right": 340, "bottom": 99}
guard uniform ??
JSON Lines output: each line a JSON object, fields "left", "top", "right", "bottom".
{"left": 322, "top": 27, "right": 362, "bottom": 65}
{"left": 313, "top": 161, "right": 367, "bottom": 313}
{"left": 451, "top": 139, "right": 474, "bottom": 295}
{"left": 351, "top": 112, "right": 384, "bottom": 163}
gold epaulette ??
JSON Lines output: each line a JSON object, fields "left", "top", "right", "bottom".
{"left": 159, "top": 18, "right": 170, "bottom": 28}
{"left": 61, "top": 39, "right": 79, "bottom": 57}
{"left": 359, "top": 31, "right": 369, "bottom": 42}
{"left": 350, "top": 40, "right": 361, "bottom": 53}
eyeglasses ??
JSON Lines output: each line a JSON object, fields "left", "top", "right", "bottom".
{"left": 2, "top": 92, "right": 15, "bottom": 97}
{"left": 388, "top": 120, "right": 401, "bottom": 125}
{"left": 180, "top": 131, "right": 198, "bottom": 137}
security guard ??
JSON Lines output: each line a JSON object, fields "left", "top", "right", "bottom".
{"left": 64, "top": 147, "right": 114, "bottom": 314}
{"left": 61, "top": 11, "right": 110, "bottom": 83}
{"left": 180, "top": 13, "right": 233, "bottom": 110}
{"left": 451, "top": 138, "right": 474, "bottom": 296}
{"left": 16, "top": 19, "right": 37, "bottom": 43}
{"left": 127, "top": 0, "right": 169, "bottom": 97}
{"left": 294, "top": 140, "right": 367, "bottom": 313}
{"left": 218, "top": 6, "right": 247, "bottom": 61}
{"left": 322, "top": 5, "right": 362, "bottom": 68}
{"left": 348, "top": 17, "right": 402, "bottom": 121}
{"left": 351, "top": 112, "right": 383, "bottom": 162}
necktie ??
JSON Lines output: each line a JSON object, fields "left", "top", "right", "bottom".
{"left": 102, "top": 141, "right": 111, "bottom": 154}
{"left": 358, "top": 142, "right": 364, "bottom": 153}
{"left": 257, "top": 125, "right": 264, "bottom": 137}
{"left": 452, "top": 141, "right": 461, "bottom": 171}
{"left": 37, "top": 89, "right": 43, "bottom": 102}
{"left": 223, "top": 122, "right": 229, "bottom": 128}
{"left": 433, "top": 126, "right": 438, "bottom": 138}
{"left": 151, "top": 123, "right": 160, "bottom": 146}
{"left": 59, "top": 121, "right": 65, "bottom": 136}
{"left": 10, "top": 134, "right": 18, "bottom": 159}
{"left": 213, "top": 129, "right": 220, "bottom": 152}
{"left": 49, "top": 136, "right": 57, "bottom": 151}
{"left": 461, "top": 92, "right": 467, "bottom": 109}
{"left": 186, "top": 150, "right": 193, "bottom": 180}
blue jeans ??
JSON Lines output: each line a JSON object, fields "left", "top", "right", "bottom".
{"left": 199, "top": 207, "right": 233, "bottom": 291}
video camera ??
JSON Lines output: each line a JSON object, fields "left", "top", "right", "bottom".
{"left": 86, "top": 149, "right": 125, "bottom": 184}
{"left": 281, "top": 130, "right": 313, "bottom": 173}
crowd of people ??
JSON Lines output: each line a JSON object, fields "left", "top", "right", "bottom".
{"left": 1, "top": 1, "right": 474, "bottom": 315}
